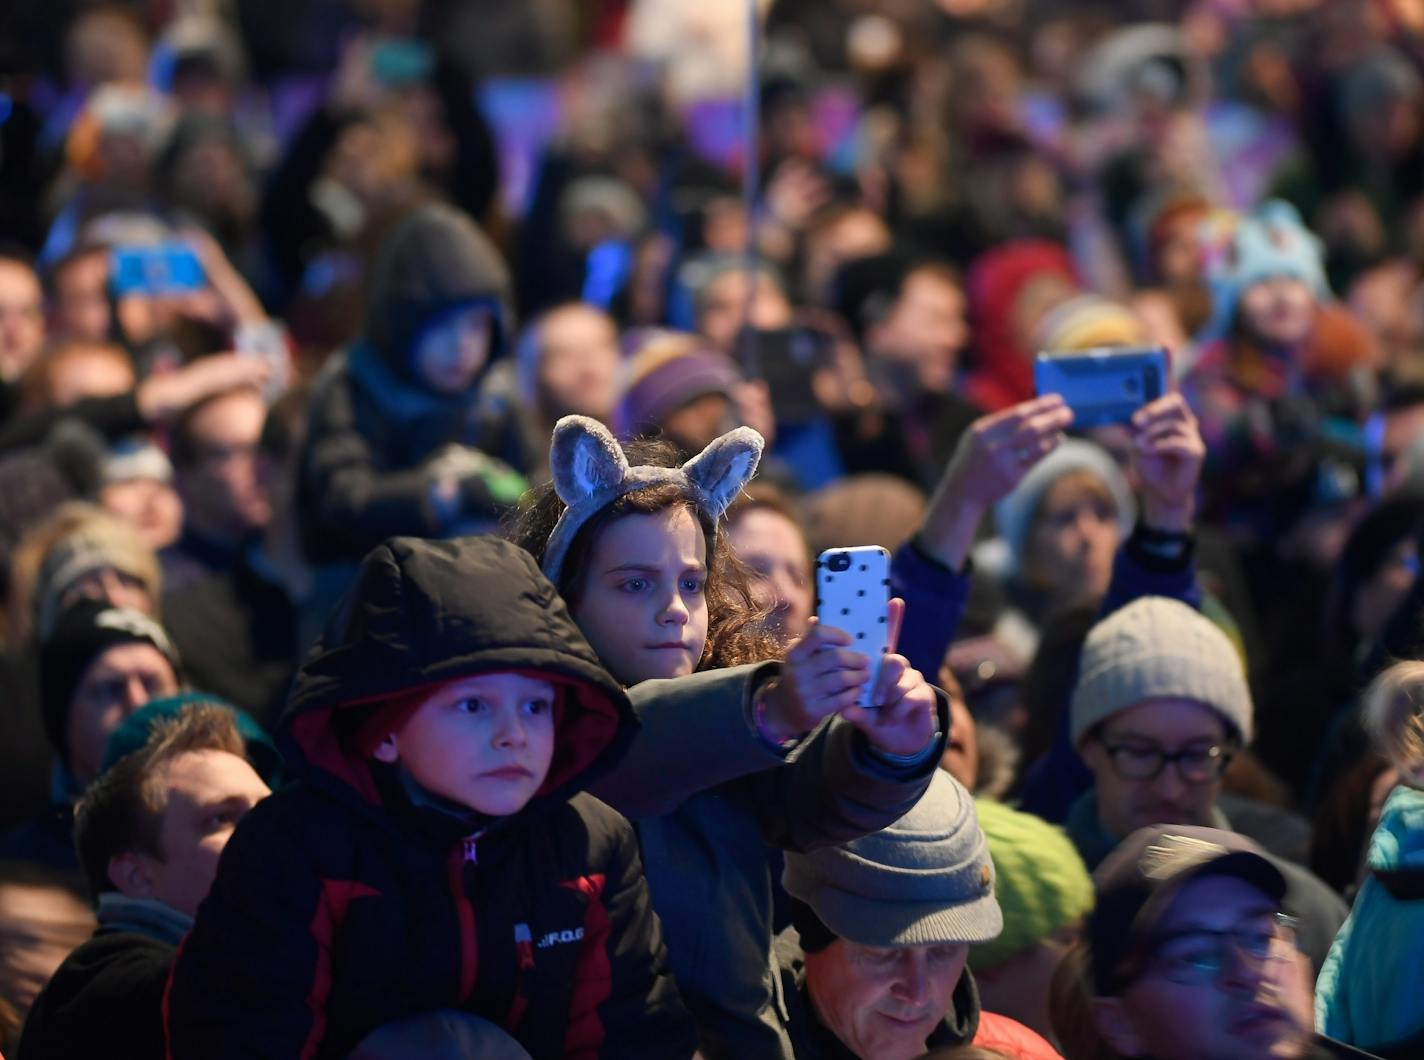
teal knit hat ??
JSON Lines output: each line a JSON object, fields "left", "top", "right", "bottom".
{"left": 101, "top": 692, "right": 284, "bottom": 786}
{"left": 970, "top": 797, "right": 1094, "bottom": 970}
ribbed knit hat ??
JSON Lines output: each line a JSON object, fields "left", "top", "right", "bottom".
{"left": 33, "top": 514, "right": 162, "bottom": 640}
{"left": 994, "top": 438, "right": 1136, "bottom": 573}
{"left": 1033, "top": 294, "right": 1151, "bottom": 354}
{"left": 1070, "top": 596, "right": 1253, "bottom": 748}
{"left": 612, "top": 331, "right": 742, "bottom": 440}
{"left": 783, "top": 771, "right": 1002, "bottom": 949}
{"left": 1203, "top": 200, "right": 1329, "bottom": 340}
{"left": 969, "top": 798, "right": 1094, "bottom": 970}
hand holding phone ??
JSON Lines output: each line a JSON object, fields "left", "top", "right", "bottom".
{"left": 110, "top": 244, "right": 206, "bottom": 298}
{"left": 816, "top": 546, "right": 892, "bottom": 706}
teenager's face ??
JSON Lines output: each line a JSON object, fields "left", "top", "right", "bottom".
{"left": 377, "top": 673, "right": 556, "bottom": 817}
{"left": 572, "top": 507, "right": 710, "bottom": 685}
{"left": 414, "top": 306, "right": 492, "bottom": 394}
{"left": 805, "top": 940, "right": 969, "bottom": 1060}
{"left": 138, "top": 749, "right": 270, "bottom": 918}
{"left": 1080, "top": 699, "right": 1229, "bottom": 840}
{"left": 1094, "top": 876, "right": 1314, "bottom": 1060}
{"left": 1239, "top": 276, "right": 1313, "bottom": 348}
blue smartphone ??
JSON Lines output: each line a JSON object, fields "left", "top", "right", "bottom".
{"left": 110, "top": 245, "right": 205, "bottom": 297}
{"left": 1034, "top": 346, "right": 1168, "bottom": 428}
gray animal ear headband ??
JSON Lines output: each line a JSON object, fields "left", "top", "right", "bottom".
{"left": 542, "top": 415, "right": 764, "bottom": 586}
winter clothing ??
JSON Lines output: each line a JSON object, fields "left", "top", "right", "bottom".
{"left": 1317, "top": 785, "right": 1424, "bottom": 1052}
{"left": 773, "top": 929, "right": 1060, "bottom": 1060}
{"left": 1033, "top": 293, "right": 1152, "bottom": 353}
{"left": 1064, "top": 790, "right": 1347, "bottom": 974}
{"left": 16, "top": 894, "right": 187, "bottom": 1060}
{"left": 782, "top": 771, "right": 1002, "bottom": 949}
{"left": 540, "top": 415, "right": 763, "bottom": 586}
{"left": 970, "top": 797, "right": 1094, "bottom": 971}
{"left": 166, "top": 536, "right": 696, "bottom": 1059}
{"left": 296, "top": 204, "right": 528, "bottom": 565}
{"left": 964, "top": 240, "right": 1078, "bottom": 413}
{"left": 39, "top": 601, "right": 181, "bottom": 767}
{"left": 1200, "top": 200, "right": 1330, "bottom": 343}
{"left": 101, "top": 437, "right": 172, "bottom": 487}
{"left": 32, "top": 513, "right": 161, "bottom": 640}
{"left": 160, "top": 544, "right": 305, "bottom": 727}
{"left": 612, "top": 334, "right": 742, "bottom": 440}
{"left": 1069, "top": 596, "right": 1254, "bottom": 748}
{"left": 994, "top": 439, "right": 1138, "bottom": 575}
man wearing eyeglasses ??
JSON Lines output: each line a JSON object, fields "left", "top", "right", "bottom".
{"left": 1064, "top": 596, "right": 1348, "bottom": 972}
{"left": 1085, "top": 826, "right": 1380, "bottom": 1060}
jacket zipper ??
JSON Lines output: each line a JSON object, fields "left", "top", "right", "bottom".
{"left": 448, "top": 832, "right": 481, "bottom": 1002}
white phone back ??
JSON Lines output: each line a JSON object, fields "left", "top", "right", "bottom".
{"left": 815, "top": 545, "right": 891, "bottom": 708}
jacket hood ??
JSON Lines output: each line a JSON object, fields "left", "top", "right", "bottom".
{"left": 366, "top": 203, "right": 515, "bottom": 384}
{"left": 1368, "top": 784, "right": 1424, "bottom": 898}
{"left": 278, "top": 536, "right": 635, "bottom": 816}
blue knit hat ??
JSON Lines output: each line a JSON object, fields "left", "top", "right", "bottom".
{"left": 1203, "top": 200, "right": 1329, "bottom": 340}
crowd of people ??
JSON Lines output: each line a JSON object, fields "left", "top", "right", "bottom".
{"left": 2, "top": 0, "right": 1424, "bottom": 1057}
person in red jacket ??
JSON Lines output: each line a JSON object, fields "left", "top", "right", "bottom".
{"left": 774, "top": 771, "right": 1062, "bottom": 1060}
{"left": 165, "top": 535, "right": 696, "bottom": 1058}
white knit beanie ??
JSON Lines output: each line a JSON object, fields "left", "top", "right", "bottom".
{"left": 1070, "top": 597, "right": 1253, "bottom": 747}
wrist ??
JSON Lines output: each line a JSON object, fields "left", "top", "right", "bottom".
{"left": 918, "top": 494, "right": 984, "bottom": 572}
{"left": 1142, "top": 497, "right": 1194, "bottom": 534}
{"left": 754, "top": 679, "right": 807, "bottom": 747}
{"left": 866, "top": 727, "right": 942, "bottom": 767}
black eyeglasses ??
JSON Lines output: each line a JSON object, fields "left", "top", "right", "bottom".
{"left": 1098, "top": 740, "right": 1234, "bottom": 783}
{"left": 1138, "top": 912, "right": 1300, "bottom": 987}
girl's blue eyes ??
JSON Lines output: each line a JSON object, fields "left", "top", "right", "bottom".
{"left": 618, "top": 577, "right": 705, "bottom": 594}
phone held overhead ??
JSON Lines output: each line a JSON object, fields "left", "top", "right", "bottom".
{"left": 1033, "top": 345, "right": 1168, "bottom": 428}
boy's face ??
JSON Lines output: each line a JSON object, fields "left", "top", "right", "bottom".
{"left": 375, "top": 673, "right": 556, "bottom": 816}
{"left": 572, "top": 507, "right": 710, "bottom": 686}
{"left": 414, "top": 306, "right": 492, "bottom": 394}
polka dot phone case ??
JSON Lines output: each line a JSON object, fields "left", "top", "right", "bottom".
{"left": 815, "top": 545, "right": 891, "bottom": 708}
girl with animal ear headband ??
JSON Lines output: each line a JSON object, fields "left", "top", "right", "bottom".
{"left": 508, "top": 415, "right": 947, "bottom": 1057}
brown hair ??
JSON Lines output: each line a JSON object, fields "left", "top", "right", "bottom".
{"left": 1049, "top": 941, "right": 1130, "bottom": 1060}
{"left": 1362, "top": 660, "right": 1424, "bottom": 770}
{"left": 506, "top": 437, "right": 779, "bottom": 674}
{"left": 73, "top": 704, "right": 247, "bottom": 901}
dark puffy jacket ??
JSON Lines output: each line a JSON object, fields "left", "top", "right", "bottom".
{"left": 166, "top": 536, "right": 696, "bottom": 1059}
{"left": 296, "top": 204, "right": 527, "bottom": 564}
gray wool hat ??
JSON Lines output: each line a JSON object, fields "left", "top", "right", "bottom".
{"left": 1070, "top": 596, "right": 1253, "bottom": 748}
{"left": 782, "top": 771, "right": 1003, "bottom": 948}
{"left": 541, "top": 415, "right": 763, "bottom": 586}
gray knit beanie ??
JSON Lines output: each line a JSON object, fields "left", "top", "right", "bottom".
{"left": 1070, "top": 596, "right": 1253, "bottom": 748}
{"left": 782, "top": 771, "right": 1002, "bottom": 948}
{"left": 994, "top": 438, "right": 1136, "bottom": 573}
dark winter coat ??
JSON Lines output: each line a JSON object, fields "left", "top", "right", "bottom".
{"left": 296, "top": 204, "right": 527, "bottom": 565}
{"left": 165, "top": 536, "right": 695, "bottom": 1059}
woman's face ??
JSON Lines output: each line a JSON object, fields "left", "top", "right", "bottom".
{"left": 572, "top": 507, "right": 711, "bottom": 686}
{"left": 1238, "top": 276, "right": 1314, "bottom": 348}
{"left": 727, "top": 507, "right": 813, "bottom": 640}
{"left": 1023, "top": 474, "right": 1120, "bottom": 603}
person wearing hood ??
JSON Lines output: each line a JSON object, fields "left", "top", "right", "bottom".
{"left": 296, "top": 203, "right": 529, "bottom": 568}
{"left": 165, "top": 535, "right": 696, "bottom": 1059}
{"left": 774, "top": 771, "right": 1059, "bottom": 1060}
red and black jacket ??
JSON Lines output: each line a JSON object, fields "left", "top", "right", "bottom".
{"left": 164, "top": 536, "right": 696, "bottom": 1059}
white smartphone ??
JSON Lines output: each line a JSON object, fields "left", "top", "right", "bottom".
{"left": 816, "top": 545, "right": 891, "bottom": 708}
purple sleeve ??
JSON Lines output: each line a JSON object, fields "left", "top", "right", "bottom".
{"left": 890, "top": 540, "right": 974, "bottom": 682}
{"left": 1018, "top": 527, "right": 1200, "bottom": 822}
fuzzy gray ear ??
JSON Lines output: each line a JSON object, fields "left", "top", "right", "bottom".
{"left": 683, "top": 426, "right": 764, "bottom": 518}
{"left": 550, "top": 416, "right": 629, "bottom": 507}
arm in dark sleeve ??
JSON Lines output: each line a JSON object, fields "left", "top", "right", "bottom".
{"left": 431, "top": 59, "right": 499, "bottom": 223}
{"left": 259, "top": 105, "right": 346, "bottom": 304}
{"left": 749, "top": 690, "right": 951, "bottom": 853}
{"left": 574, "top": 808, "right": 697, "bottom": 1060}
{"left": 892, "top": 539, "right": 974, "bottom": 682}
{"left": 1018, "top": 523, "right": 1200, "bottom": 822}
{"left": 165, "top": 798, "right": 340, "bottom": 1058}
{"left": 0, "top": 393, "right": 145, "bottom": 452}
{"left": 589, "top": 663, "right": 786, "bottom": 820}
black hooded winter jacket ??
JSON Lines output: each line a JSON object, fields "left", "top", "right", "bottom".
{"left": 164, "top": 536, "right": 696, "bottom": 1059}
{"left": 296, "top": 204, "right": 528, "bottom": 564}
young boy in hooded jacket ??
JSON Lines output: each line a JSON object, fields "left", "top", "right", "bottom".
{"left": 164, "top": 535, "right": 697, "bottom": 1059}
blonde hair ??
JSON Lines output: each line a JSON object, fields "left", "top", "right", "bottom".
{"left": 1362, "top": 661, "right": 1424, "bottom": 771}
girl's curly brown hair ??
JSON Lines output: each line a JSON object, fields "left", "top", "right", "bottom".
{"left": 506, "top": 438, "right": 781, "bottom": 674}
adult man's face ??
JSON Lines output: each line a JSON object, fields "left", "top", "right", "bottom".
{"left": 67, "top": 643, "right": 180, "bottom": 784}
{"left": 697, "top": 270, "right": 793, "bottom": 355}
{"left": 869, "top": 269, "right": 969, "bottom": 395}
{"left": 804, "top": 939, "right": 969, "bottom": 1060}
{"left": 134, "top": 750, "right": 270, "bottom": 919}
{"left": 0, "top": 259, "right": 46, "bottom": 382}
{"left": 1093, "top": 875, "right": 1314, "bottom": 1060}
{"left": 177, "top": 389, "right": 271, "bottom": 541}
{"left": 50, "top": 249, "right": 113, "bottom": 343}
{"left": 1080, "top": 698, "right": 1230, "bottom": 840}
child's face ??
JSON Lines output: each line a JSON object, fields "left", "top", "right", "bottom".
{"left": 414, "top": 306, "right": 492, "bottom": 394}
{"left": 375, "top": 672, "right": 556, "bottom": 816}
{"left": 1238, "top": 276, "right": 1314, "bottom": 348}
{"left": 572, "top": 507, "right": 711, "bottom": 686}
